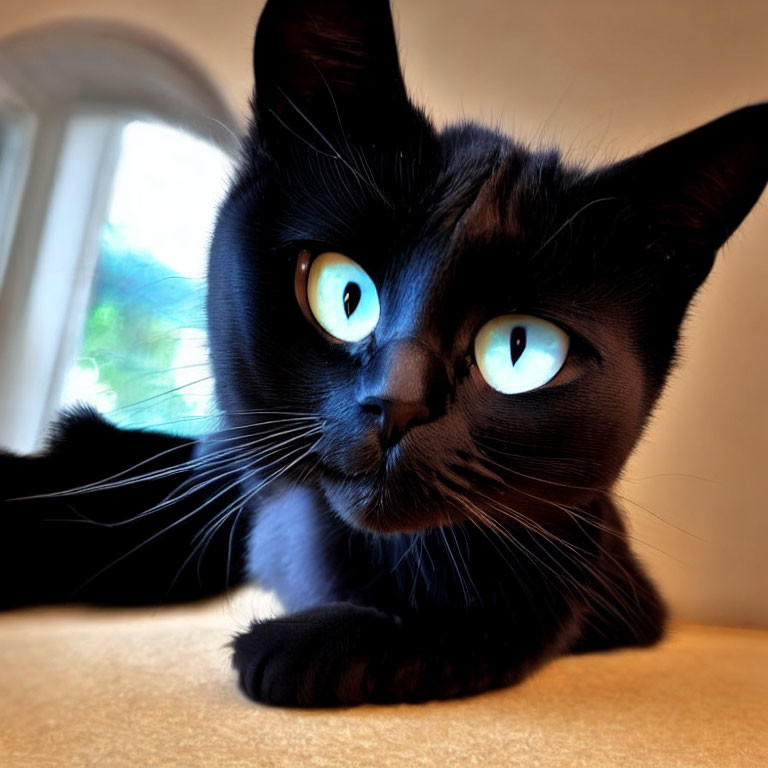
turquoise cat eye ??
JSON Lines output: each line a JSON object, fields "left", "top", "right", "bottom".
{"left": 307, "top": 252, "right": 380, "bottom": 342}
{"left": 474, "top": 315, "right": 569, "bottom": 394}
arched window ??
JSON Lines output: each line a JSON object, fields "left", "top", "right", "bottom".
{"left": 0, "top": 22, "right": 238, "bottom": 452}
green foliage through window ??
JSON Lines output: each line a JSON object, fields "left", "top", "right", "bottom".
{"left": 61, "top": 120, "right": 231, "bottom": 436}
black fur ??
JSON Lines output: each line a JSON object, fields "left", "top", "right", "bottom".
{"left": 2, "top": 0, "right": 767, "bottom": 707}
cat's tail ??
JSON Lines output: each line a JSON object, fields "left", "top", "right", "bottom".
{"left": 0, "top": 407, "right": 249, "bottom": 609}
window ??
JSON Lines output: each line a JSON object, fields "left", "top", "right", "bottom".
{"left": 61, "top": 120, "right": 232, "bottom": 436}
{"left": 0, "top": 22, "right": 238, "bottom": 453}
{"left": 0, "top": 89, "right": 34, "bottom": 288}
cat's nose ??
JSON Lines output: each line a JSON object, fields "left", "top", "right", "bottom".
{"left": 358, "top": 339, "right": 449, "bottom": 448}
{"left": 359, "top": 397, "right": 431, "bottom": 448}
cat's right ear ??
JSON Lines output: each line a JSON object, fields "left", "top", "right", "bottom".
{"left": 251, "top": 0, "right": 422, "bottom": 148}
{"left": 583, "top": 103, "right": 768, "bottom": 292}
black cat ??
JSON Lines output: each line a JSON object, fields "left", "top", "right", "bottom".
{"left": 2, "top": 0, "right": 767, "bottom": 707}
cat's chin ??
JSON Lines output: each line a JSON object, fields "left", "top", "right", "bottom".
{"left": 317, "top": 467, "right": 448, "bottom": 534}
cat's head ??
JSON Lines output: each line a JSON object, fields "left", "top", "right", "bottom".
{"left": 208, "top": 0, "right": 768, "bottom": 533}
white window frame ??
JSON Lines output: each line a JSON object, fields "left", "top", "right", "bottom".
{"left": 0, "top": 84, "right": 35, "bottom": 288}
{"left": 0, "top": 22, "right": 239, "bottom": 453}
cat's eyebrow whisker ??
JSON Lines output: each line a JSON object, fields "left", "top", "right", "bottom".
{"left": 275, "top": 88, "right": 391, "bottom": 207}
{"left": 267, "top": 108, "right": 339, "bottom": 160}
{"left": 325, "top": 87, "right": 388, "bottom": 207}
{"left": 532, "top": 196, "right": 616, "bottom": 258}
{"left": 314, "top": 64, "right": 378, "bottom": 196}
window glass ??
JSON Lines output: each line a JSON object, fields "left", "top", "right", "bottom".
{"left": 61, "top": 120, "right": 233, "bottom": 436}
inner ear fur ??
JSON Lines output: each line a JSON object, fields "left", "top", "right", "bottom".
{"left": 584, "top": 103, "right": 768, "bottom": 287}
{"left": 252, "top": 0, "right": 422, "bottom": 147}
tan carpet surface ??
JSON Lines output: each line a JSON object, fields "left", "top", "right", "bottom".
{"left": 1, "top": 588, "right": 766, "bottom": 768}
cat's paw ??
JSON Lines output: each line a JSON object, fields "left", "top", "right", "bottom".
{"left": 231, "top": 603, "right": 515, "bottom": 707}
{"left": 232, "top": 602, "right": 402, "bottom": 707}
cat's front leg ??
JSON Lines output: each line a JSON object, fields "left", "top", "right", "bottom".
{"left": 232, "top": 602, "right": 574, "bottom": 707}
{"left": 0, "top": 409, "right": 249, "bottom": 608}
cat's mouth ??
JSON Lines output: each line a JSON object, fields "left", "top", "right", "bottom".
{"left": 314, "top": 456, "right": 452, "bottom": 534}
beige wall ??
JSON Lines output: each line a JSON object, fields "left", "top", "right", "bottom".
{"left": 0, "top": 0, "right": 766, "bottom": 627}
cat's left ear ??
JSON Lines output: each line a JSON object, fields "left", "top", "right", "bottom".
{"left": 585, "top": 103, "right": 768, "bottom": 288}
{"left": 252, "top": 0, "right": 422, "bottom": 147}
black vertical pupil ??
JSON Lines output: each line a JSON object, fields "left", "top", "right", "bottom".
{"left": 343, "top": 282, "right": 361, "bottom": 318}
{"left": 510, "top": 326, "right": 527, "bottom": 366}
